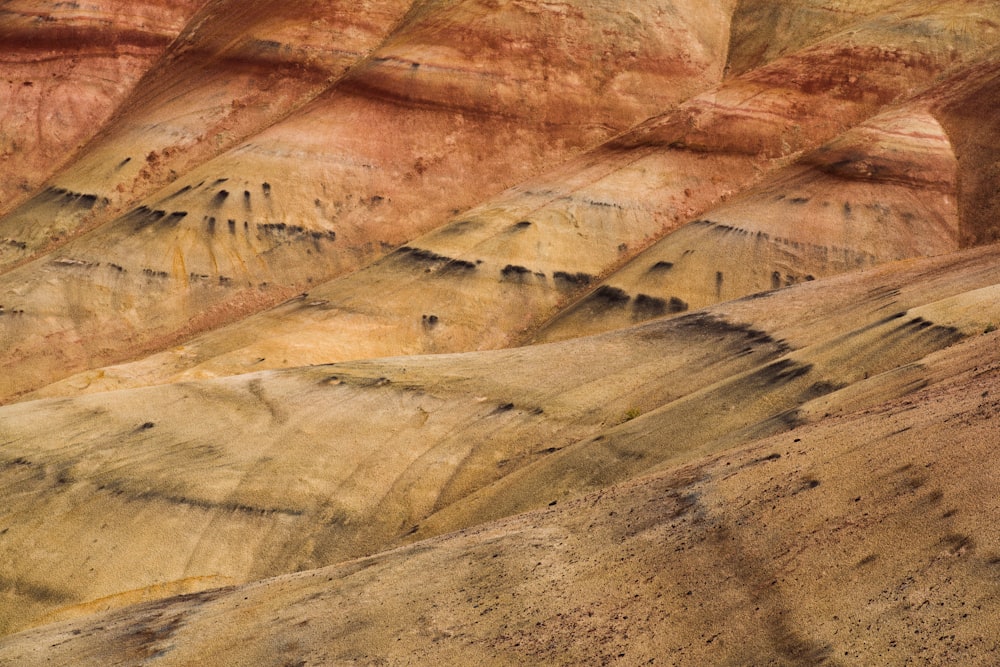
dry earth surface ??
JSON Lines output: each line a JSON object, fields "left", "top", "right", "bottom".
{"left": 3, "top": 0, "right": 1000, "bottom": 665}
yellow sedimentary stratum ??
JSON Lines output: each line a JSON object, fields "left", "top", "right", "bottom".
{"left": 3, "top": 1, "right": 1000, "bottom": 664}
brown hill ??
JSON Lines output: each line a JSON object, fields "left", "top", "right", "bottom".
{"left": 0, "top": 0, "right": 206, "bottom": 217}
{"left": 1, "top": 243, "right": 999, "bottom": 636}
{"left": 0, "top": 0, "right": 416, "bottom": 270}
{"left": 538, "top": 50, "right": 1000, "bottom": 341}
{"left": 0, "top": 0, "right": 736, "bottom": 403}
{"left": 27, "top": 1, "right": 1000, "bottom": 399}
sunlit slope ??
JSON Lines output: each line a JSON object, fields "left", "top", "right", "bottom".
{"left": 0, "top": 0, "right": 738, "bottom": 404}
{"left": 34, "top": 1, "right": 1000, "bottom": 398}
{"left": 0, "top": 0, "right": 416, "bottom": 270}
{"left": 0, "top": 0, "right": 908, "bottom": 264}
{"left": 4, "top": 314, "right": 1000, "bottom": 664}
{"left": 0, "top": 313, "right": 789, "bottom": 634}
{"left": 3, "top": 244, "right": 1000, "bottom": 634}
{"left": 412, "top": 249, "right": 1000, "bottom": 537}
{"left": 0, "top": 0, "right": 206, "bottom": 217}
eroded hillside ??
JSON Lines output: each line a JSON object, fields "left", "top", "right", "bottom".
{"left": 23, "top": 1, "right": 1000, "bottom": 398}
{"left": 3, "top": 1, "right": 1000, "bottom": 664}
{"left": 0, "top": 0, "right": 739, "bottom": 403}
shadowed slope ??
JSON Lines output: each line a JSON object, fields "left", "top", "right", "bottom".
{"left": 32, "top": 0, "right": 1000, "bottom": 399}
{"left": 0, "top": 0, "right": 738, "bottom": 403}
{"left": 934, "top": 57, "right": 1000, "bottom": 247}
{"left": 724, "top": 0, "right": 907, "bottom": 75}
{"left": 0, "top": 0, "right": 206, "bottom": 216}
{"left": 4, "top": 314, "right": 1000, "bottom": 664}
{"left": 2, "top": 243, "right": 1000, "bottom": 633}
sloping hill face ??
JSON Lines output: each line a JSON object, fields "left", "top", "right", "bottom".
{"left": 0, "top": 0, "right": 737, "bottom": 403}
{"left": 5, "top": 1, "right": 1000, "bottom": 663}
{"left": 536, "top": 105, "right": 962, "bottom": 341}
{"left": 723, "top": 0, "right": 903, "bottom": 75}
{"left": 935, "top": 58, "right": 1000, "bottom": 247}
{"left": 4, "top": 256, "right": 1000, "bottom": 664}
{"left": 537, "top": 48, "right": 1000, "bottom": 342}
{"left": 28, "top": 1, "right": 1000, "bottom": 397}
{"left": 2, "top": 244, "right": 1000, "bottom": 635}
{"left": 0, "top": 0, "right": 206, "bottom": 217}
{"left": 0, "top": 0, "right": 418, "bottom": 269}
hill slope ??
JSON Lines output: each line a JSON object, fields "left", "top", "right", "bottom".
{"left": 4, "top": 1, "right": 1000, "bottom": 664}
{"left": 0, "top": 0, "right": 737, "bottom": 403}
{"left": 3, "top": 277, "right": 1000, "bottom": 663}
{"left": 0, "top": 0, "right": 207, "bottom": 217}
{"left": 25, "top": 1, "right": 1000, "bottom": 398}
{"left": 2, "top": 243, "right": 1000, "bottom": 635}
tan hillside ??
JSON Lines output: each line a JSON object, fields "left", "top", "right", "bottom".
{"left": 4, "top": 253, "right": 1000, "bottom": 662}
{"left": 2, "top": 243, "right": 1000, "bottom": 636}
